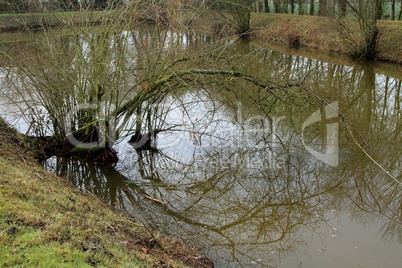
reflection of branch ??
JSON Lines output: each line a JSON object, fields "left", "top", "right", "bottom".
{"left": 352, "top": 171, "right": 402, "bottom": 225}
{"left": 302, "top": 86, "right": 400, "bottom": 186}
{"left": 115, "top": 68, "right": 294, "bottom": 117}
{"left": 347, "top": 123, "right": 400, "bottom": 185}
{"left": 144, "top": 194, "right": 166, "bottom": 206}
{"left": 352, "top": 170, "right": 381, "bottom": 212}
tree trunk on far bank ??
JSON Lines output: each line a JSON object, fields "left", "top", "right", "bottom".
{"left": 354, "top": 0, "right": 381, "bottom": 59}
{"left": 309, "top": 0, "right": 314, "bottom": 15}
{"left": 338, "top": 0, "right": 381, "bottom": 60}
{"left": 298, "top": 0, "right": 304, "bottom": 15}
{"left": 290, "top": 0, "right": 295, "bottom": 14}
{"left": 376, "top": 0, "right": 383, "bottom": 19}
{"left": 264, "top": 0, "right": 270, "bottom": 13}
{"left": 391, "top": 0, "right": 396, "bottom": 20}
{"left": 318, "top": 0, "right": 327, "bottom": 16}
{"left": 339, "top": 0, "right": 347, "bottom": 17}
{"left": 399, "top": 1, "right": 402, "bottom": 20}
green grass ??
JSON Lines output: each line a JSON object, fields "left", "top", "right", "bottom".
{"left": 0, "top": 225, "right": 97, "bottom": 268}
{"left": 0, "top": 158, "right": 139, "bottom": 268}
{"left": 0, "top": 118, "right": 212, "bottom": 268}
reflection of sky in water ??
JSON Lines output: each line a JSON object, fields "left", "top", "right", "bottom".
{"left": 1, "top": 38, "right": 401, "bottom": 267}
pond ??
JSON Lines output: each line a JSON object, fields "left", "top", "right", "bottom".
{"left": 1, "top": 28, "right": 401, "bottom": 267}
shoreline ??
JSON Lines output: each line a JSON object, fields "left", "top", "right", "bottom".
{"left": 1, "top": 10, "right": 401, "bottom": 267}
{"left": 1, "top": 11, "right": 402, "bottom": 64}
{"left": 0, "top": 117, "right": 213, "bottom": 267}
{"left": 250, "top": 13, "right": 402, "bottom": 65}
{"left": 191, "top": 12, "right": 402, "bottom": 65}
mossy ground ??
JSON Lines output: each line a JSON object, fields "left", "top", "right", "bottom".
{"left": 0, "top": 118, "right": 212, "bottom": 268}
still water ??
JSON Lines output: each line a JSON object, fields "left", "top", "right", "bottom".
{"left": 1, "top": 29, "right": 401, "bottom": 267}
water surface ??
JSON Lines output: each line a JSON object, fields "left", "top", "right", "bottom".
{"left": 1, "top": 29, "right": 401, "bottom": 267}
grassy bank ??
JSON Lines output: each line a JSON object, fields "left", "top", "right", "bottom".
{"left": 2, "top": 10, "right": 402, "bottom": 64}
{"left": 191, "top": 11, "right": 402, "bottom": 64}
{"left": 0, "top": 118, "right": 212, "bottom": 267}
{"left": 0, "top": 10, "right": 135, "bottom": 33}
{"left": 251, "top": 13, "right": 402, "bottom": 64}
{"left": 0, "top": 12, "right": 88, "bottom": 32}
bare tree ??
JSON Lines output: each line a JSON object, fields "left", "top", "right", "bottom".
{"left": 339, "top": 0, "right": 347, "bottom": 17}
{"left": 219, "top": 0, "right": 254, "bottom": 35}
{"left": 338, "top": 0, "right": 382, "bottom": 59}
{"left": 318, "top": 0, "right": 327, "bottom": 16}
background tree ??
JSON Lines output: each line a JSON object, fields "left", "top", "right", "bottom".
{"left": 273, "top": 0, "right": 281, "bottom": 13}
{"left": 290, "top": 0, "right": 295, "bottom": 14}
{"left": 297, "top": 0, "right": 305, "bottom": 15}
{"left": 338, "top": 0, "right": 383, "bottom": 59}
{"left": 376, "top": 0, "right": 383, "bottom": 19}
{"left": 318, "top": 0, "right": 327, "bottom": 16}
{"left": 391, "top": 0, "right": 396, "bottom": 20}
{"left": 339, "top": 0, "right": 347, "bottom": 17}
{"left": 309, "top": 0, "right": 314, "bottom": 15}
{"left": 264, "top": 0, "right": 270, "bottom": 12}
{"left": 218, "top": 0, "right": 254, "bottom": 35}
{"left": 399, "top": 0, "right": 402, "bottom": 20}
{"left": 0, "top": 0, "right": 30, "bottom": 13}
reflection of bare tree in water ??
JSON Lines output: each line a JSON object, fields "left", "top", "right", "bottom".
{"left": 44, "top": 61, "right": 402, "bottom": 264}
{"left": 47, "top": 140, "right": 349, "bottom": 267}
{"left": 347, "top": 165, "right": 402, "bottom": 243}
{"left": 331, "top": 64, "right": 402, "bottom": 244}
{"left": 39, "top": 37, "right": 402, "bottom": 266}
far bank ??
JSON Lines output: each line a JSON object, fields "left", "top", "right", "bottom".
{"left": 252, "top": 13, "right": 402, "bottom": 64}
{"left": 1, "top": 10, "right": 402, "bottom": 64}
{"left": 192, "top": 12, "right": 402, "bottom": 65}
